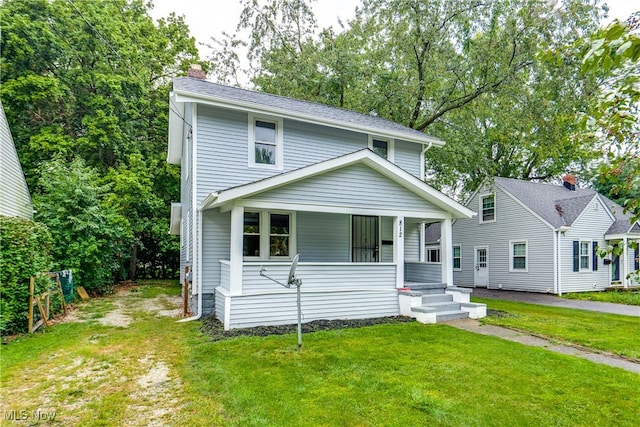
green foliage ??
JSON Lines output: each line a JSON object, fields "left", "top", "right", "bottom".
{"left": 33, "top": 157, "right": 131, "bottom": 293}
{"left": 0, "top": 216, "right": 53, "bottom": 335}
{"left": 0, "top": 0, "right": 194, "bottom": 281}
{"left": 563, "top": 290, "right": 640, "bottom": 306}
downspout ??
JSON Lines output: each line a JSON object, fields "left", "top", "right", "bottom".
{"left": 179, "top": 103, "right": 201, "bottom": 323}
{"left": 178, "top": 207, "right": 203, "bottom": 322}
{"left": 420, "top": 142, "right": 433, "bottom": 181}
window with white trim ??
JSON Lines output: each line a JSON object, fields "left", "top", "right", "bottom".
{"left": 368, "top": 136, "right": 394, "bottom": 161}
{"left": 243, "top": 211, "right": 295, "bottom": 260}
{"left": 480, "top": 194, "right": 495, "bottom": 223}
{"left": 425, "top": 245, "right": 441, "bottom": 263}
{"left": 580, "top": 240, "right": 591, "bottom": 271}
{"left": 510, "top": 240, "right": 527, "bottom": 271}
{"left": 249, "top": 115, "right": 283, "bottom": 169}
{"left": 453, "top": 245, "right": 461, "bottom": 270}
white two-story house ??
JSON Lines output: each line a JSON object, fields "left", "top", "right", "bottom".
{"left": 167, "top": 68, "right": 480, "bottom": 329}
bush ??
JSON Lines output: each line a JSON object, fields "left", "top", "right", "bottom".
{"left": 0, "top": 216, "right": 53, "bottom": 335}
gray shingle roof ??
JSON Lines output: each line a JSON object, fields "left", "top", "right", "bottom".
{"left": 173, "top": 77, "right": 441, "bottom": 145}
{"left": 494, "top": 177, "right": 637, "bottom": 234}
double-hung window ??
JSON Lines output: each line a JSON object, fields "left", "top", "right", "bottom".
{"left": 510, "top": 240, "right": 527, "bottom": 271}
{"left": 243, "top": 211, "right": 294, "bottom": 260}
{"left": 425, "top": 246, "right": 441, "bottom": 263}
{"left": 579, "top": 241, "right": 591, "bottom": 270}
{"left": 480, "top": 194, "right": 495, "bottom": 223}
{"left": 249, "top": 114, "right": 283, "bottom": 169}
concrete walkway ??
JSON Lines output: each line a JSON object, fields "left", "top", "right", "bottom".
{"left": 470, "top": 288, "right": 640, "bottom": 317}
{"left": 447, "top": 318, "right": 640, "bottom": 374}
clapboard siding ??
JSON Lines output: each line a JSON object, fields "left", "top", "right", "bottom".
{"left": 405, "top": 262, "right": 442, "bottom": 282}
{"left": 297, "top": 212, "right": 350, "bottom": 262}
{"left": 452, "top": 184, "right": 554, "bottom": 291}
{"left": 560, "top": 197, "right": 611, "bottom": 292}
{"left": 380, "top": 216, "right": 393, "bottom": 262}
{"left": 242, "top": 263, "right": 396, "bottom": 293}
{"left": 248, "top": 163, "right": 440, "bottom": 212}
{"left": 394, "top": 140, "right": 421, "bottom": 177}
{"left": 0, "top": 102, "right": 32, "bottom": 219}
{"left": 404, "top": 220, "right": 422, "bottom": 262}
{"left": 201, "top": 208, "right": 230, "bottom": 294}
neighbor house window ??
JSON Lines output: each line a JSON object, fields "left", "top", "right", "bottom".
{"left": 580, "top": 241, "right": 591, "bottom": 270}
{"left": 453, "top": 245, "right": 461, "bottom": 270}
{"left": 368, "top": 136, "right": 394, "bottom": 161}
{"left": 426, "top": 246, "right": 441, "bottom": 263}
{"left": 510, "top": 241, "right": 527, "bottom": 271}
{"left": 243, "top": 211, "right": 295, "bottom": 260}
{"left": 249, "top": 114, "right": 283, "bottom": 168}
{"left": 480, "top": 194, "right": 495, "bottom": 223}
{"left": 243, "top": 212, "right": 261, "bottom": 257}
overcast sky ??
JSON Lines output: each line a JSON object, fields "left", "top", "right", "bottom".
{"left": 148, "top": 0, "right": 638, "bottom": 73}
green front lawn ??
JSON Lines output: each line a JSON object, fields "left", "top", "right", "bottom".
{"left": 2, "top": 283, "right": 639, "bottom": 426}
{"left": 563, "top": 289, "right": 640, "bottom": 306}
{"left": 474, "top": 297, "right": 640, "bottom": 359}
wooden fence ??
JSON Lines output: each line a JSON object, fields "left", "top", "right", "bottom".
{"left": 28, "top": 273, "right": 67, "bottom": 333}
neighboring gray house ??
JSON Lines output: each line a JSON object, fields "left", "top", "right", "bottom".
{"left": 167, "top": 68, "right": 481, "bottom": 330}
{"left": 451, "top": 176, "right": 640, "bottom": 294}
{"left": 0, "top": 101, "right": 33, "bottom": 220}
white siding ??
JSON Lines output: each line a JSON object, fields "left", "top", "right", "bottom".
{"left": 380, "top": 216, "right": 393, "bottom": 262}
{"left": 0, "top": 102, "right": 32, "bottom": 219}
{"left": 201, "top": 208, "right": 230, "bottom": 294}
{"left": 452, "top": 184, "right": 554, "bottom": 292}
{"left": 560, "top": 197, "right": 612, "bottom": 292}
{"left": 394, "top": 140, "right": 422, "bottom": 177}
{"left": 405, "top": 262, "right": 442, "bottom": 282}
{"left": 404, "top": 219, "right": 422, "bottom": 262}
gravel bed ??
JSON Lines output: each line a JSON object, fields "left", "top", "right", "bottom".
{"left": 200, "top": 316, "right": 415, "bottom": 341}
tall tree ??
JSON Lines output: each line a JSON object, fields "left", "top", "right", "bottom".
{"left": 0, "top": 0, "right": 202, "bottom": 284}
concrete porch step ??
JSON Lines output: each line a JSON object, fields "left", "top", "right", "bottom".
{"left": 421, "top": 294, "right": 453, "bottom": 304}
{"left": 436, "top": 310, "right": 469, "bottom": 322}
{"left": 405, "top": 282, "right": 447, "bottom": 294}
{"left": 422, "top": 301, "right": 461, "bottom": 312}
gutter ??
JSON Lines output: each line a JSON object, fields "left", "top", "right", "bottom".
{"left": 420, "top": 142, "right": 433, "bottom": 181}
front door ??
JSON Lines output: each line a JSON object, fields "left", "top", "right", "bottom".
{"left": 612, "top": 254, "right": 620, "bottom": 282}
{"left": 352, "top": 215, "right": 379, "bottom": 262}
{"left": 474, "top": 246, "right": 489, "bottom": 287}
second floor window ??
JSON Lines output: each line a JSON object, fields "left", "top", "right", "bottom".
{"left": 249, "top": 115, "right": 283, "bottom": 169}
{"left": 369, "top": 136, "right": 394, "bottom": 161}
{"left": 480, "top": 194, "right": 495, "bottom": 223}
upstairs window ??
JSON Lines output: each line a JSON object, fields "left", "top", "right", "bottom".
{"left": 369, "top": 136, "right": 394, "bottom": 161}
{"left": 480, "top": 194, "right": 495, "bottom": 223}
{"left": 249, "top": 115, "right": 283, "bottom": 169}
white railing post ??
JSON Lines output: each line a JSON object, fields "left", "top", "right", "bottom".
{"left": 229, "top": 205, "right": 244, "bottom": 295}
{"left": 394, "top": 216, "right": 405, "bottom": 288}
{"left": 440, "top": 219, "right": 453, "bottom": 287}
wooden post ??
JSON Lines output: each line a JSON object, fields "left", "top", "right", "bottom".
{"left": 28, "top": 276, "right": 35, "bottom": 333}
{"left": 183, "top": 266, "right": 190, "bottom": 316}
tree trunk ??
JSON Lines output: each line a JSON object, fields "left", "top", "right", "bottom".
{"left": 128, "top": 244, "right": 138, "bottom": 281}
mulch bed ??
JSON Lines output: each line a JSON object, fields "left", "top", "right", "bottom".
{"left": 200, "top": 316, "right": 415, "bottom": 341}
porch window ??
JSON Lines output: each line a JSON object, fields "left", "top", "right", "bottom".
{"left": 453, "top": 245, "right": 461, "bottom": 270}
{"left": 426, "top": 246, "right": 440, "bottom": 263}
{"left": 249, "top": 114, "right": 283, "bottom": 169}
{"left": 480, "top": 194, "right": 495, "bottom": 223}
{"left": 269, "top": 213, "right": 290, "bottom": 257}
{"left": 580, "top": 241, "right": 591, "bottom": 270}
{"left": 243, "top": 211, "right": 294, "bottom": 260}
{"left": 368, "top": 136, "right": 394, "bottom": 161}
{"left": 243, "top": 212, "right": 261, "bottom": 257}
{"left": 510, "top": 240, "right": 527, "bottom": 271}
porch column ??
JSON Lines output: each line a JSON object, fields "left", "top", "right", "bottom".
{"left": 229, "top": 205, "right": 244, "bottom": 295}
{"left": 393, "top": 216, "right": 405, "bottom": 288}
{"left": 622, "top": 236, "right": 629, "bottom": 288}
{"left": 440, "top": 219, "right": 453, "bottom": 287}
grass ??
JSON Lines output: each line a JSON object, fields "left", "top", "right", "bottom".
{"left": 473, "top": 297, "right": 640, "bottom": 359}
{"left": 2, "top": 282, "right": 640, "bottom": 426}
{"left": 563, "top": 289, "right": 640, "bottom": 306}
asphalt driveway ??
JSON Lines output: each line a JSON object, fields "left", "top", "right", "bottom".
{"left": 471, "top": 288, "right": 640, "bottom": 317}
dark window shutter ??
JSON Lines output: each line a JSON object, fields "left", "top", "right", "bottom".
{"left": 592, "top": 241, "right": 598, "bottom": 271}
{"left": 635, "top": 247, "right": 639, "bottom": 271}
{"left": 573, "top": 241, "right": 579, "bottom": 272}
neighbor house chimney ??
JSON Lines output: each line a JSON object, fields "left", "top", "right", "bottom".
{"left": 562, "top": 174, "right": 577, "bottom": 191}
{"left": 187, "top": 64, "right": 206, "bottom": 79}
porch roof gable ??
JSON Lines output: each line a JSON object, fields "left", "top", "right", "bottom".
{"left": 200, "top": 149, "right": 474, "bottom": 219}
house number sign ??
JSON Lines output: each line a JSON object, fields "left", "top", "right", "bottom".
{"left": 398, "top": 219, "right": 403, "bottom": 238}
